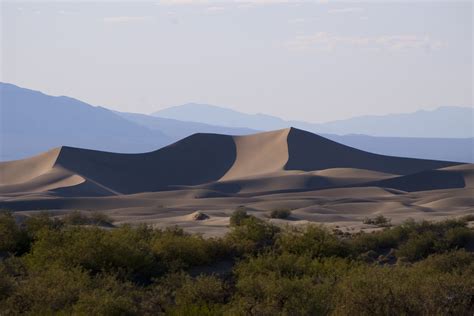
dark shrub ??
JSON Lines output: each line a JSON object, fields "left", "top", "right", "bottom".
{"left": 363, "top": 215, "right": 391, "bottom": 227}
{"left": 278, "top": 225, "right": 350, "bottom": 259}
{"left": 89, "top": 212, "right": 113, "bottom": 226}
{"left": 0, "top": 212, "right": 29, "bottom": 254}
{"left": 229, "top": 207, "right": 250, "bottom": 227}
{"left": 151, "top": 228, "right": 223, "bottom": 271}
{"left": 2, "top": 265, "right": 91, "bottom": 314}
{"left": 396, "top": 231, "right": 437, "bottom": 262}
{"left": 25, "top": 212, "right": 63, "bottom": 237}
{"left": 226, "top": 217, "right": 279, "bottom": 254}
{"left": 63, "top": 211, "right": 90, "bottom": 226}
{"left": 270, "top": 209, "right": 291, "bottom": 219}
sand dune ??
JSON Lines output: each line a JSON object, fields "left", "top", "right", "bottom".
{"left": 220, "top": 129, "right": 289, "bottom": 181}
{"left": 1, "top": 128, "right": 471, "bottom": 236}
{"left": 0, "top": 128, "right": 460, "bottom": 195}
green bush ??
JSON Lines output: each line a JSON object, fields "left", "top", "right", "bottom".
{"left": 363, "top": 214, "right": 392, "bottom": 227}
{"left": 25, "top": 212, "right": 63, "bottom": 237}
{"left": 0, "top": 216, "right": 473, "bottom": 314}
{"left": 63, "top": 211, "right": 113, "bottom": 226}
{"left": 63, "top": 211, "right": 90, "bottom": 225}
{"left": 89, "top": 212, "right": 114, "bottom": 226}
{"left": 151, "top": 228, "right": 223, "bottom": 271}
{"left": 0, "top": 212, "right": 29, "bottom": 254}
{"left": 397, "top": 231, "right": 438, "bottom": 261}
{"left": 270, "top": 209, "right": 292, "bottom": 219}
{"left": 278, "top": 225, "right": 350, "bottom": 259}
{"left": 229, "top": 207, "right": 250, "bottom": 227}
{"left": 175, "top": 275, "right": 227, "bottom": 306}
{"left": 72, "top": 275, "right": 140, "bottom": 315}
{"left": 226, "top": 216, "right": 279, "bottom": 255}
{"left": 1, "top": 265, "right": 91, "bottom": 314}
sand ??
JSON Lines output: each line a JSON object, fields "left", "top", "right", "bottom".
{"left": 1, "top": 128, "right": 472, "bottom": 237}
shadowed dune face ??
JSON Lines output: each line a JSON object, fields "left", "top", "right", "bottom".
{"left": 285, "top": 128, "right": 459, "bottom": 175}
{"left": 53, "top": 134, "right": 237, "bottom": 194}
{"left": 369, "top": 169, "right": 468, "bottom": 192}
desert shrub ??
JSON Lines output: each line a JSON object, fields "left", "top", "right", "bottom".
{"left": 25, "top": 225, "right": 159, "bottom": 281}
{"left": 410, "top": 254, "right": 474, "bottom": 314}
{"left": 352, "top": 218, "right": 473, "bottom": 261}
{"left": 228, "top": 254, "right": 353, "bottom": 315}
{"left": 63, "top": 211, "right": 113, "bottom": 226}
{"left": 396, "top": 231, "right": 438, "bottom": 261}
{"left": 151, "top": 228, "right": 224, "bottom": 271}
{"left": 1, "top": 265, "right": 91, "bottom": 314}
{"left": 417, "top": 270, "right": 474, "bottom": 315}
{"left": 24, "top": 212, "right": 63, "bottom": 237}
{"left": 461, "top": 214, "right": 474, "bottom": 222}
{"left": 228, "top": 273, "right": 330, "bottom": 316}
{"left": 0, "top": 212, "right": 21, "bottom": 253}
{"left": 363, "top": 214, "right": 392, "bottom": 227}
{"left": 63, "top": 211, "right": 90, "bottom": 225}
{"left": 234, "top": 252, "right": 355, "bottom": 284}
{"left": 175, "top": 275, "right": 227, "bottom": 306}
{"left": 72, "top": 274, "right": 140, "bottom": 315}
{"left": 225, "top": 216, "right": 279, "bottom": 255}
{"left": 277, "top": 225, "right": 350, "bottom": 258}
{"left": 140, "top": 273, "right": 228, "bottom": 315}
{"left": 229, "top": 207, "right": 250, "bottom": 227}
{"left": 89, "top": 212, "right": 114, "bottom": 226}
{"left": 0, "top": 263, "right": 15, "bottom": 302}
{"left": 444, "top": 226, "right": 474, "bottom": 249}
{"left": 414, "top": 250, "right": 474, "bottom": 274}
{"left": 395, "top": 220, "right": 474, "bottom": 262}
{"left": 333, "top": 265, "right": 422, "bottom": 315}
{"left": 351, "top": 230, "right": 401, "bottom": 254}
{"left": 0, "top": 212, "right": 29, "bottom": 255}
{"left": 270, "top": 209, "right": 292, "bottom": 219}
{"left": 0, "top": 217, "right": 472, "bottom": 314}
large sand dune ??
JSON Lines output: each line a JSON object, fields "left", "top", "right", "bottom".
{"left": 1, "top": 128, "right": 472, "bottom": 236}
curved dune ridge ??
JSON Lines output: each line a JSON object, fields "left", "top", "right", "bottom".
{"left": 0, "top": 128, "right": 468, "bottom": 198}
{"left": 0, "top": 147, "right": 62, "bottom": 185}
{"left": 220, "top": 129, "right": 290, "bottom": 181}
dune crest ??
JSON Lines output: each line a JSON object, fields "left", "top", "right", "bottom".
{"left": 221, "top": 128, "right": 290, "bottom": 181}
{"left": 0, "top": 128, "right": 465, "bottom": 197}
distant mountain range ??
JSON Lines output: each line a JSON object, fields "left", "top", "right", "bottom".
{"left": 153, "top": 103, "right": 473, "bottom": 138}
{"left": 0, "top": 83, "right": 253, "bottom": 160}
{"left": 1, "top": 82, "right": 472, "bottom": 162}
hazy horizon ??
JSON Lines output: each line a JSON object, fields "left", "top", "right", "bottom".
{"left": 2, "top": 1, "right": 472, "bottom": 122}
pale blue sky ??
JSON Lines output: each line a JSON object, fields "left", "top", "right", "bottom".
{"left": 1, "top": 1, "right": 472, "bottom": 122}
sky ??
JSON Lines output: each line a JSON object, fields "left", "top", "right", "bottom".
{"left": 1, "top": 1, "right": 472, "bottom": 123}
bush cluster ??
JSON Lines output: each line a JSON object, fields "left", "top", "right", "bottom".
{"left": 270, "top": 209, "right": 292, "bottom": 219}
{"left": 363, "top": 214, "right": 392, "bottom": 227}
{"left": 1, "top": 210, "right": 473, "bottom": 315}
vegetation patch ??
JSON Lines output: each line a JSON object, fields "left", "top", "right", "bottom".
{"left": 270, "top": 209, "right": 292, "bottom": 219}
{"left": 0, "top": 211, "right": 473, "bottom": 314}
{"left": 363, "top": 215, "right": 392, "bottom": 227}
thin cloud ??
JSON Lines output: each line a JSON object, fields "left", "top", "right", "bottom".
{"left": 157, "top": 0, "right": 327, "bottom": 5}
{"left": 286, "top": 32, "right": 446, "bottom": 52}
{"left": 103, "top": 16, "right": 152, "bottom": 23}
{"left": 205, "top": 6, "right": 226, "bottom": 13}
{"left": 328, "top": 7, "right": 364, "bottom": 14}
